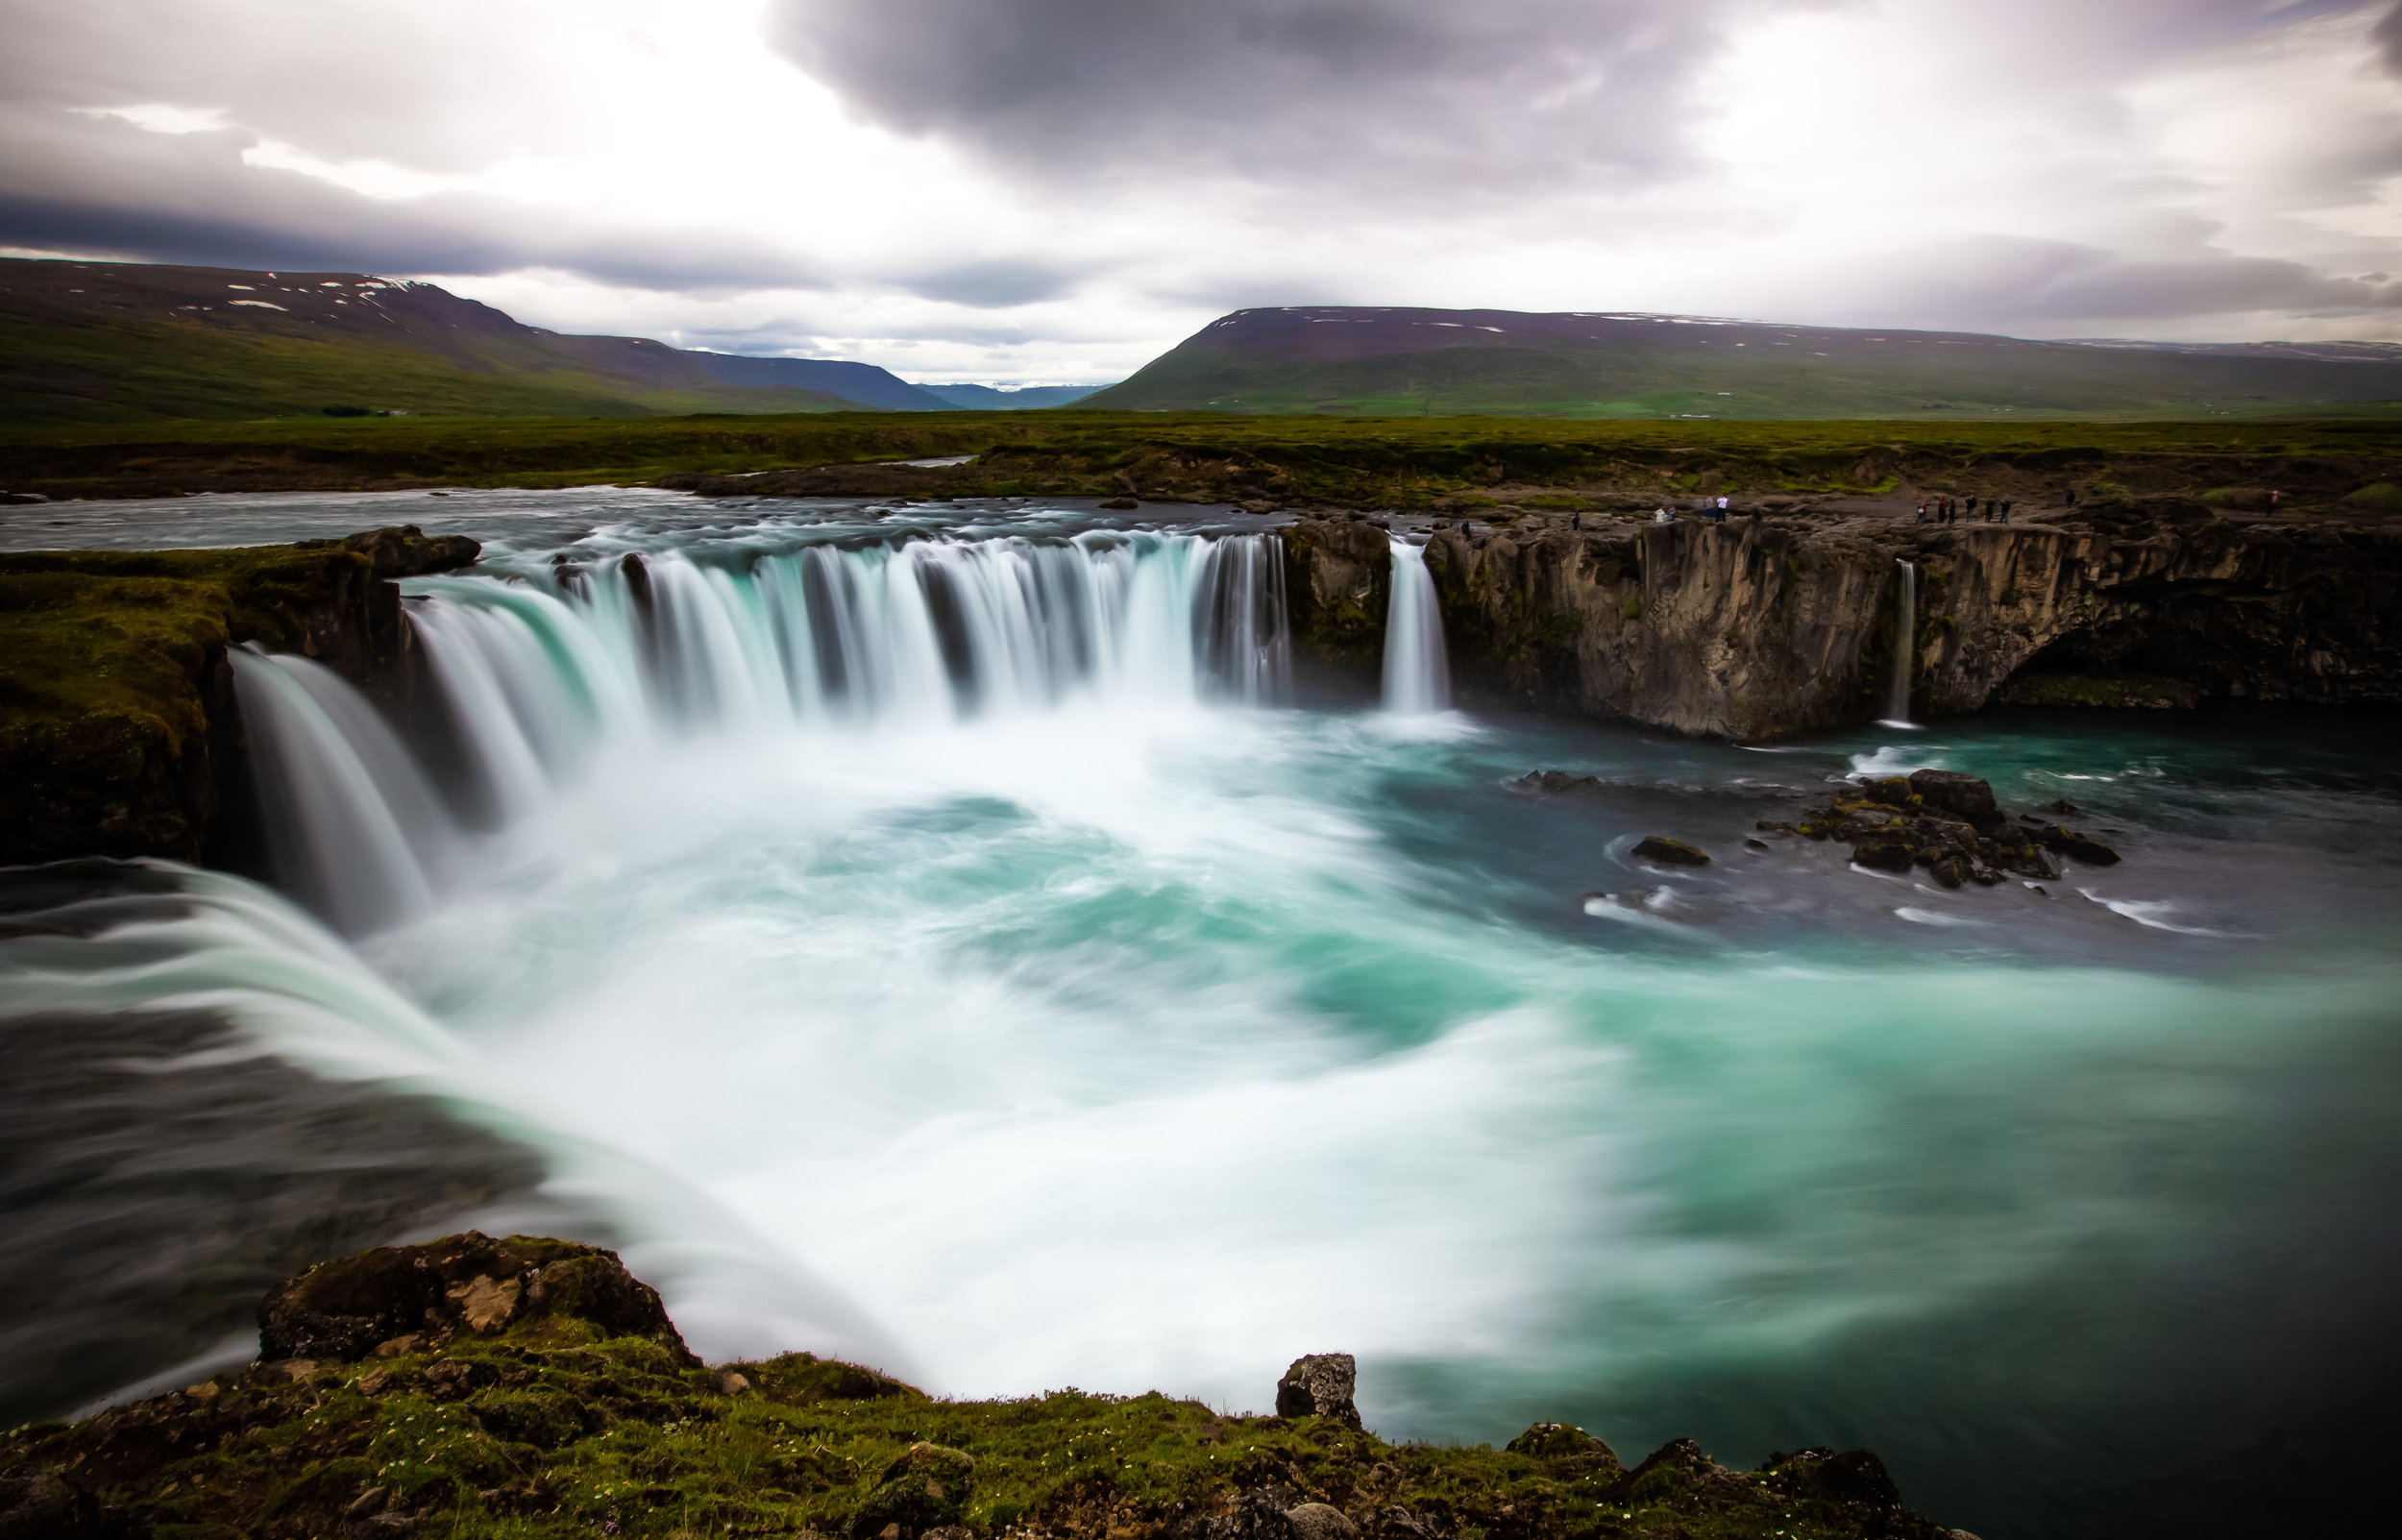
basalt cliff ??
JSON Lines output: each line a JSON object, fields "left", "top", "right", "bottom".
{"left": 1283, "top": 501, "right": 2402, "bottom": 738}
{"left": 0, "top": 526, "right": 476, "bottom": 867}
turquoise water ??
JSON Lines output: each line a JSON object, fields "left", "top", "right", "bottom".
{"left": 4, "top": 488, "right": 2398, "bottom": 1538}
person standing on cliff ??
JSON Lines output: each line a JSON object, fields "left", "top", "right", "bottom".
{"left": 1916, "top": 501, "right": 1927, "bottom": 524}
{"left": 2000, "top": 501, "right": 2013, "bottom": 524}
{"left": 1572, "top": 512, "right": 1581, "bottom": 530}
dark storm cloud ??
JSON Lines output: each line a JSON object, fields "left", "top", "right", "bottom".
{"left": 0, "top": 105, "right": 822, "bottom": 293}
{"left": 1861, "top": 237, "right": 2402, "bottom": 330}
{"left": 902, "top": 257, "right": 1091, "bottom": 307}
{"left": 2375, "top": 0, "right": 2402, "bottom": 73}
{"left": 770, "top": 0, "right": 1805, "bottom": 188}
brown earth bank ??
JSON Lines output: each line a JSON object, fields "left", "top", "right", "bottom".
{"left": 0, "top": 1234, "right": 1975, "bottom": 1540}
{"left": 0, "top": 526, "right": 476, "bottom": 868}
{"left": 1281, "top": 500, "right": 2402, "bottom": 739}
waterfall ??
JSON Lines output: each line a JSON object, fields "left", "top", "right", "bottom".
{"left": 1884, "top": 559, "right": 1917, "bottom": 725}
{"left": 1382, "top": 537, "right": 1452, "bottom": 714}
{"left": 231, "top": 529, "right": 1290, "bottom": 928}
{"left": 230, "top": 648, "right": 453, "bottom": 934}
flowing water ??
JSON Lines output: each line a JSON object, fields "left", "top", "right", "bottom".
{"left": 5, "top": 488, "right": 2400, "bottom": 1539}
{"left": 1383, "top": 536, "right": 1451, "bottom": 714}
{"left": 1884, "top": 559, "right": 1917, "bottom": 727}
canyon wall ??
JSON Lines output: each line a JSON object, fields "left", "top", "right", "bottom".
{"left": 1283, "top": 501, "right": 2402, "bottom": 739}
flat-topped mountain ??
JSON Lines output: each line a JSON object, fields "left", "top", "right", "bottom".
{"left": 0, "top": 257, "right": 951, "bottom": 423}
{"left": 1080, "top": 306, "right": 2402, "bottom": 419}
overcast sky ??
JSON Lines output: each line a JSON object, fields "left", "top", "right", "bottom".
{"left": 3, "top": 0, "right": 2399, "bottom": 382}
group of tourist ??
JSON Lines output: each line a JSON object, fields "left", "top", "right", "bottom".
{"left": 1918, "top": 496, "right": 2013, "bottom": 525}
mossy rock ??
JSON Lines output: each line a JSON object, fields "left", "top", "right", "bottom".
{"left": 0, "top": 1233, "right": 1970, "bottom": 1540}
{"left": 851, "top": 1442, "right": 976, "bottom": 1536}
{"left": 1630, "top": 835, "right": 1710, "bottom": 867}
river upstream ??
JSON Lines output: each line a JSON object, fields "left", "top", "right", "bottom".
{"left": 5, "top": 488, "right": 2399, "bottom": 1539}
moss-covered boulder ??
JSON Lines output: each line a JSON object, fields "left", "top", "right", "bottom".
{"left": 851, "top": 1441, "right": 976, "bottom": 1536}
{"left": 257, "top": 1231, "right": 695, "bottom": 1366}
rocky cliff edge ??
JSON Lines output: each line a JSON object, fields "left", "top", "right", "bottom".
{"left": 0, "top": 1234, "right": 1974, "bottom": 1540}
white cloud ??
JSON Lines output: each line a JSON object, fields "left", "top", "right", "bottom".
{"left": 2, "top": 0, "right": 2399, "bottom": 380}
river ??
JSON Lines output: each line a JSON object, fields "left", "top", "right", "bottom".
{"left": 4, "top": 486, "right": 2397, "bottom": 1538}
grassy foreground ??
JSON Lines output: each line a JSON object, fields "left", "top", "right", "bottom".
{"left": 0, "top": 1234, "right": 1959, "bottom": 1540}
{"left": 3, "top": 410, "right": 2399, "bottom": 508}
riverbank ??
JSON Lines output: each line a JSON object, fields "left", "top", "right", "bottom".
{"left": 3, "top": 413, "right": 2398, "bottom": 512}
{"left": 0, "top": 1233, "right": 1969, "bottom": 1540}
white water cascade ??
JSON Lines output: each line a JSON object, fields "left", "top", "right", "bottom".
{"left": 229, "top": 529, "right": 1292, "bottom": 925}
{"left": 1382, "top": 537, "right": 1452, "bottom": 714}
{"left": 1883, "top": 559, "right": 1917, "bottom": 726}
{"left": 230, "top": 647, "right": 453, "bottom": 934}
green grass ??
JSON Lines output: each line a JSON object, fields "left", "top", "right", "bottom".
{"left": 2, "top": 1295, "right": 1946, "bottom": 1540}
{"left": 2, "top": 411, "right": 2397, "bottom": 511}
{"left": 1081, "top": 327, "right": 2402, "bottom": 421}
{"left": 0, "top": 306, "right": 875, "bottom": 426}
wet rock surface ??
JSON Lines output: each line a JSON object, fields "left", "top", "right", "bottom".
{"left": 1756, "top": 770, "right": 2120, "bottom": 887}
{"left": 1630, "top": 836, "right": 1711, "bottom": 868}
{"left": 0, "top": 1234, "right": 1967, "bottom": 1540}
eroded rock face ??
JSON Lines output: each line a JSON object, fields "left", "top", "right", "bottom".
{"left": 1279, "top": 503, "right": 2402, "bottom": 739}
{"left": 257, "top": 1231, "right": 694, "bottom": 1366}
{"left": 1274, "top": 1353, "right": 1359, "bottom": 1425}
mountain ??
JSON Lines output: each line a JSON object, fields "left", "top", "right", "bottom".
{"left": 0, "top": 258, "right": 897, "bottom": 424}
{"left": 915, "top": 382, "right": 1110, "bottom": 409}
{"left": 678, "top": 353, "right": 954, "bottom": 411}
{"left": 1079, "top": 306, "right": 2402, "bottom": 419}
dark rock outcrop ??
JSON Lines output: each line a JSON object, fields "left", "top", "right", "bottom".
{"left": 1273, "top": 1353, "right": 1359, "bottom": 1425}
{"left": 1631, "top": 836, "right": 1711, "bottom": 868}
{"left": 257, "top": 1232, "right": 695, "bottom": 1366}
{"left": 1757, "top": 770, "right": 2119, "bottom": 884}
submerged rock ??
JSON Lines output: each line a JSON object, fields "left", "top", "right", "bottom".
{"left": 1630, "top": 835, "right": 1711, "bottom": 867}
{"left": 1756, "top": 770, "right": 2099, "bottom": 888}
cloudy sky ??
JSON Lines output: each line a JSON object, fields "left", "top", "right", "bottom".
{"left": 3, "top": 0, "right": 2399, "bottom": 382}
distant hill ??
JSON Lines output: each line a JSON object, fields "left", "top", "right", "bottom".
{"left": 0, "top": 258, "right": 900, "bottom": 424}
{"left": 679, "top": 353, "right": 953, "bottom": 411}
{"left": 1079, "top": 306, "right": 2402, "bottom": 419}
{"left": 916, "top": 383, "right": 1109, "bottom": 409}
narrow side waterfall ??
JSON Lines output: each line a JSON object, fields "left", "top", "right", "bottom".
{"left": 1382, "top": 537, "right": 1451, "bottom": 714}
{"left": 230, "top": 648, "right": 452, "bottom": 934}
{"left": 1884, "top": 559, "right": 1917, "bottom": 725}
